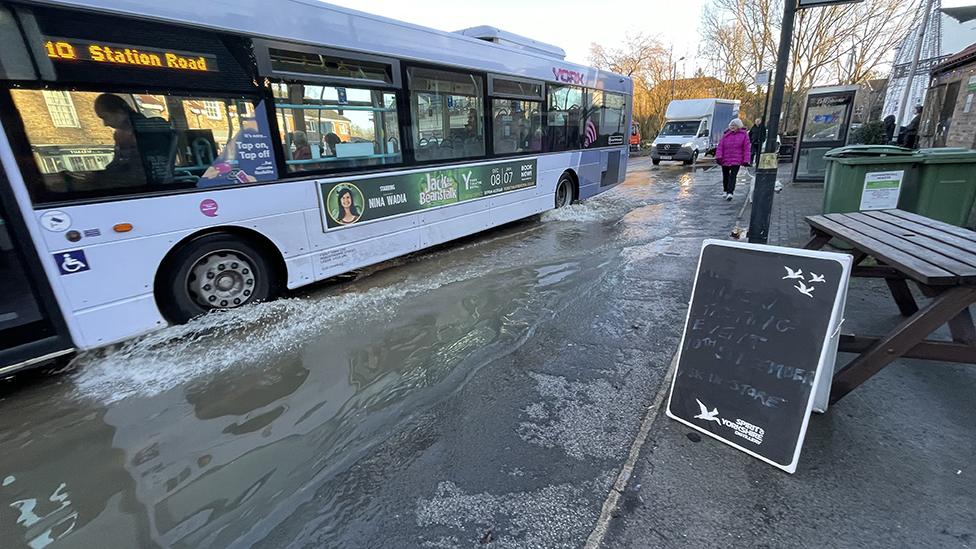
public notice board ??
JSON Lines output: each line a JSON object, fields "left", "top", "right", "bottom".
{"left": 666, "top": 240, "right": 851, "bottom": 473}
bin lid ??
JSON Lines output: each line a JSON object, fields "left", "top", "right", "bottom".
{"left": 824, "top": 145, "right": 916, "bottom": 158}
{"left": 824, "top": 145, "right": 921, "bottom": 165}
{"left": 916, "top": 147, "right": 976, "bottom": 163}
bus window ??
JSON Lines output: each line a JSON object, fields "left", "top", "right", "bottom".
{"left": 583, "top": 90, "right": 628, "bottom": 148}
{"left": 10, "top": 89, "right": 278, "bottom": 203}
{"left": 491, "top": 99, "right": 542, "bottom": 154}
{"left": 407, "top": 67, "right": 485, "bottom": 161}
{"left": 270, "top": 82, "right": 401, "bottom": 173}
{"left": 546, "top": 85, "right": 583, "bottom": 151}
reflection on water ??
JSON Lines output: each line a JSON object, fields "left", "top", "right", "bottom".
{"left": 678, "top": 172, "right": 694, "bottom": 198}
{"left": 0, "top": 253, "right": 601, "bottom": 548}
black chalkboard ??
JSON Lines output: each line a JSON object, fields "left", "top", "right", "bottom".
{"left": 666, "top": 240, "right": 851, "bottom": 473}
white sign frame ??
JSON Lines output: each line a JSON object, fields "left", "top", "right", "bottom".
{"left": 859, "top": 170, "right": 904, "bottom": 211}
{"left": 665, "top": 239, "right": 852, "bottom": 474}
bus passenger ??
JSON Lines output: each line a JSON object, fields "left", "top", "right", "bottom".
{"left": 324, "top": 132, "right": 342, "bottom": 156}
{"left": 62, "top": 94, "right": 173, "bottom": 190}
{"left": 292, "top": 131, "right": 312, "bottom": 161}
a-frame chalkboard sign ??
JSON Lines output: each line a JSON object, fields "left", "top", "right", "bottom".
{"left": 666, "top": 240, "right": 852, "bottom": 473}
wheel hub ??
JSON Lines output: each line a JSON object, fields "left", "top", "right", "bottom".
{"left": 188, "top": 250, "right": 256, "bottom": 310}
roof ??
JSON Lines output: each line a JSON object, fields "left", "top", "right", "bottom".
{"left": 26, "top": 0, "right": 631, "bottom": 94}
{"left": 453, "top": 26, "right": 566, "bottom": 59}
{"left": 932, "top": 41, "right": 976, "bottom": 75}
{"left": 942, "top": 5, "right": 976, "bottom": 23}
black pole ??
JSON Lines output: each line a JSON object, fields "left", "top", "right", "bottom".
{"left": 748, "top": 0, "right": 796, "bottom": 244}
{"left": 761, "top": 79, "right": 771, "bottom": 126}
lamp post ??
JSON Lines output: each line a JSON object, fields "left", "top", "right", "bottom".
{"left": 671, "top": 56, "right": 686, "bottom": 101}
{"left": 747, "top": 0, "right": 865, "bottom": 245}
{"left": 747, "top": 0, "right": 797, "bottom": 244}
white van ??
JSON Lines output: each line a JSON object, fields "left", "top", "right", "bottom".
{"left": 651, "top": 99, "right": 741, "bottom": 165}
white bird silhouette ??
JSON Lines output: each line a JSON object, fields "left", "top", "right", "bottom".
{"left": 794, "top": 280, "right": 815, "bottom": 298}
{"left": 809, "top": 273, "right": 826, "bottom": 283}
{"left": 782, "top": 266, "right": 804, "bottom": 280}
{"left": 694, "top": 399, "right": 721, "bottom": 424}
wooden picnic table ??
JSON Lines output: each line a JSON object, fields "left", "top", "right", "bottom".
{"left": 803, "top": 209, "right": 976, "bottom": 404}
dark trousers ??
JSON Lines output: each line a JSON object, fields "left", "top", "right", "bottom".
{"left": 722, "top": 165, "right": 740, "bottom": 194}
{"left": 751, "top": 142, "right": 761, "bottom": 165}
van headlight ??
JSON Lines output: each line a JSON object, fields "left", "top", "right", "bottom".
{"left": 683, "top": 142, "right": 695, "bottom": 148}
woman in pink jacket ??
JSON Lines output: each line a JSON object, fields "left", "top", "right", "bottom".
{"left": 715, "top": 118, "right": 751, "bottom": 201}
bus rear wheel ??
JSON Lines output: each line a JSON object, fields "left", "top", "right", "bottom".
{"left": 159, "top": 233, "right": 276, "bottom": 324}
{"left": 555, "top": 174, "right": 574, "bottom": 208}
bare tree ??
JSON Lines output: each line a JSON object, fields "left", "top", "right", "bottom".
{"left": 834, "top": 0, "right": 919, "bottom": 85}
{"left": 701, "top": 0, "right": 919, "bottom": 131}
{"left": 589, "top": 33, "right": 669, "bottom": 81}
{"left": 590, "top": 34, "right": 673, "bottom": 136}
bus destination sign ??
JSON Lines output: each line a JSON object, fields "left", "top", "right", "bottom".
{"left": 44, "top": 38, "right": 218, "bottom": 72}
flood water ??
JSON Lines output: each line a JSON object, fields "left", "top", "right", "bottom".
{"left": 0, "top": 158, "right": 736, "bottom": 548}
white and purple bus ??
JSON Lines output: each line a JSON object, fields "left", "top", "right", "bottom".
{"left": 0, "top": 0, "right": 633, "bottom": 374}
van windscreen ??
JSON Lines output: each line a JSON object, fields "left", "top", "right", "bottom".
{"left": 660, "top": 121, "right": 701, "bottom": 136}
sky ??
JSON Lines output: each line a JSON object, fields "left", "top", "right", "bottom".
{"left": 327, "top": 0, "right": 708, "bottom": 72}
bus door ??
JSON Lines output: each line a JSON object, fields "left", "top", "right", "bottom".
{"left": 0, "top": 157, "right": 72, "bottom": 373}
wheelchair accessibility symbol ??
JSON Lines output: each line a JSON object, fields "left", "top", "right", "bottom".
{"left": 55, "top": 250, "right": 90, "bottom": 275}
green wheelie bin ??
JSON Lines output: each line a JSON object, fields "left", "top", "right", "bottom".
{"left": 821, "top": 145, "right": 921, "bottom": 215}
{"left": 907, "top": 148, "right": 976, "bottom": 227}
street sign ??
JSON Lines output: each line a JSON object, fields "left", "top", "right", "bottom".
{"left": 797, "top": 0, "right": 863, "bottom": 8}
{"left": 666, "top": 240, "right": 851, "bottom": 473}
{"left": 755, "top": 70, "right": 770, "bottom": 86}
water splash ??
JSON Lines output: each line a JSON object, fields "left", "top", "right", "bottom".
{"left": 70, "top": 263, "right": 493, "bottom": 404}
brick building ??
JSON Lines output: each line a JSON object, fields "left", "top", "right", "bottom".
{"left": 921, "top": 43, "right": 976, "bottom": 148}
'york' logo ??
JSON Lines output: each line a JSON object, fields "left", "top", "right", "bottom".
{"left": 552, "top": 67, "right": 585, "bottom": 85}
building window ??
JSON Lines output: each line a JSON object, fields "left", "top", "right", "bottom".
{"left": 408, "top": 67, "right": 485, "bottom": 161}
{"left": 271, "top": 82, "right": 401, "bottom": 173}
{"left": 203, "top": 101, "right": 223, "bottom": 120}
{"left": 42, "top": 90, "right": 80, "bottom": 128}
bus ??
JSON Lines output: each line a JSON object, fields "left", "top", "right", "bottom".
{"left": 0, "top": 0, "right": 633, "bottom": 375}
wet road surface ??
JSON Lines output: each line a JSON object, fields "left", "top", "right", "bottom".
{"left": 0, "top": 158, "right": 742, "bottom": 548}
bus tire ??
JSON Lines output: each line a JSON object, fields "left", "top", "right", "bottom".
{"left": 554, "top": 173, "right": 574, "bottom": 208}
{"left": 652, "top": 159, "right": 660, "bottom": 165}
{"left": 158, "top": 233, "right": 277, "bottom": 324}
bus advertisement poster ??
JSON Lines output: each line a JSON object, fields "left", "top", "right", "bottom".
{"left": 319, "top": 159, "right": 537, "bottom": 229}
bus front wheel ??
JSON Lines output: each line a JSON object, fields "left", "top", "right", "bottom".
{"left": 555, "top": 174, "right": 574, "bottom": 208}
{"left": 159, "top": 233, "right": 277, "bottom": 324}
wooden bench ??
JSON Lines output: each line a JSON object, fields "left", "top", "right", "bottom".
{"left": 803, "top": 209, "right": 976, "bottom": 404}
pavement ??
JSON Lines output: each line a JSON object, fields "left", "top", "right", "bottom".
{"left": 601, "top": 170, "right": 976, "bottom": 549}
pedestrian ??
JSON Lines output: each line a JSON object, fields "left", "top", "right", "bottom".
{"left": 902, "top": 106, "right": 923, "bottom": 149}
{"left": 715, "top": 118, "right": 751, "bottom": 201}
{"left": 883, "top": 114, "right": 896, "bottom": 144}
{"left": 748, "top": 118, "right": 765, "bottom": 166}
